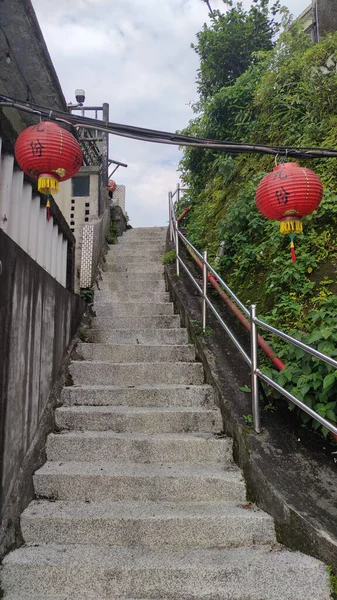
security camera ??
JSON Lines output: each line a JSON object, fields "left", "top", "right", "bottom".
{"left": 75, "top": 89, "right": 85, "bottom": 104}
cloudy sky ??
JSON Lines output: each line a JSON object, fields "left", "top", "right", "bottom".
{"left": 32, "top": 0, "right": 310, "bottom": 227}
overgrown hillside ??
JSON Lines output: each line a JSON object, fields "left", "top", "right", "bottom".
{"left": 178, "top": 1, "right": 337, "bottom": 436}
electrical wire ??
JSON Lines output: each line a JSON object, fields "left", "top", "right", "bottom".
{"left": 1, "top": 92, "right": 337, "bottom": 160}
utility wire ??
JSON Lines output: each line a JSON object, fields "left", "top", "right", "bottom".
{"left": 1, "top": 93, "right": 337, "bottom": 160}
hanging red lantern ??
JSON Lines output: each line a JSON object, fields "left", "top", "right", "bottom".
{"left": 15, "top": 121, "right": 82, "bottom": 220}
{"left": 255, "top": 162, "right": 323, "bottom": 261}
{"left": 108, "top": 179, "right": 117, "bottom": 193}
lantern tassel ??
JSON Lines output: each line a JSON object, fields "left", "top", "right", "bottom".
{"left": 46, "top": 196, "right": 51, "bottom": 222}
{"left": 280, "top": 219, "right": 303, "bottom": 235}
{"left": 38, "top": 176, "right": 59, "bottom": 195}
{"left": 289, "top": 235, "right": 296, "bottom": 262}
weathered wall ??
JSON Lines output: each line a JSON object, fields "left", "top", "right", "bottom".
{"left": 316, "top": 0, "right": 337, "bottom": 36}
{"left": 0, "top": 229, "right": 85, "bottom": 558}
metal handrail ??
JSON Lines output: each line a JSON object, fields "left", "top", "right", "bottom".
{"left": 168, "top": 189, "right": 337, "bottom": 438}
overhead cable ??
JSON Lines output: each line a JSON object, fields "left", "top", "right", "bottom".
{"left": 1, "top": 93, "right": 337, "bottom": 160}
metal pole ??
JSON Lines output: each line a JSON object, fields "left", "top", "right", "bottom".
{"left": 250, "top": 304, "right": 261, "bottom": 433}
{"left": 175, "top": 220, "right": 180, "bottom": 277}
{"left": 169, "top": 192, "right": 173, "bottom": 242}
{"left": 100, "top": 102, "right": 109, "bottom": 215}
{"left": 202, "top": 250, "right": 207, "bottom": 332}
{"left": 177, "top": 182, "right": 180, "bottom": 205}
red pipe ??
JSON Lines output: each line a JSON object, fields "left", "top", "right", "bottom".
{"left": 185, "top": 243, "right": 285, "bottom": 371}
{"left": 177, "top": 206, "right": 191, "bottom": 223}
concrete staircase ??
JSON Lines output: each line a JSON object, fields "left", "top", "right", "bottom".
{"left": 1, "top": 227, "right": 330, "bottom": 599}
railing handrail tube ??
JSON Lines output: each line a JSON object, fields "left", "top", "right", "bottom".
{"left": 168, "top": 187, "right": 337, "bottom": 438}
{"left": 258, "top": 370, "right": 337, "bottom": 436}
{"left": 205, "top": 294, "right": 252, "bottom": 367}
{"left": 255, "top": 318, "right": 337, "bottom": 371}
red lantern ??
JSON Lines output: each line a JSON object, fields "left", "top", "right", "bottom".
{"left": 15, "top": 121, "right": 82, "bottom": 199}
{"left": 108, "top": 179, "right": 117, "bottom": 193}
{"left": 255, "top": 162, "right": 323, "bottom": 261}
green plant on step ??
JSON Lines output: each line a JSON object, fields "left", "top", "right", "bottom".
{"left": 79, "top": 325, "right": 90, "bottom": 342}
{"left": 106, "top": 222, "right": 118, "bottom": 244}
{"left": 326, "top": 566, "right": 337, "bottom": 596}
{"left": 243, "top": 414, "right": 254, "bottom": 426}
{"left": 80, "top": 287, "right": 94, "bottom": 303}
{"left": 162, "top": 250, "right": 176, "bottom": 265}
{"left": 190, "top": 319, "right": 214, "bottom": 337}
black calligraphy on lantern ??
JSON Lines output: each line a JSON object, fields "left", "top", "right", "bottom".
{"left": 273, "top": 171, "right": 288, "bottom": 181}
{"left": 275, "top": 187, "right": 290, "bottom": 205}
{"left": 30, "top": 139, "right": 44, "bottom": 157}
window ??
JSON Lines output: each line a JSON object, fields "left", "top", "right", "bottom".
{"left": 70, "top": 220, "right": 75, "bottom": 226}
{"left": 85, "top": 209, "right": 90, "bottom": 215}
{"left": 84, "top": 217, "right": 89, "bottom": 222}
{"left": 85, "top": 202, "right": 90, "bottom": 207}
{"left": 71, "top": 199, "right": 75, "bottom": 204}
{"left": 72, "top": 175, "right": 90, "bottom": 197}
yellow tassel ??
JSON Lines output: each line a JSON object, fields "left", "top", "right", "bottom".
{"left": 38, "top": 176, "right": 59, "bottom": 195}
{"left": 280, "top": 220, "right": 303, "bottom": 235}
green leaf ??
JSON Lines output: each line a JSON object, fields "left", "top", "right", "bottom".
{"left": 239, "top": 385, "right": 251, "bottom": 393}
{"left": 323, "top": 372, "right": 336, "bottom": 390}
{"left": 321, "top": 426, "right": 329, "bottom": 438}
{"left": 327, "top": 410, "right": 337, "bottom": 422}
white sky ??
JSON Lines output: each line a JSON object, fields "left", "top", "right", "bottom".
{"left": 32, "top": 0, "right": 310, "bottom": 227}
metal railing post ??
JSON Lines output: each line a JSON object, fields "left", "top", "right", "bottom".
{"left": 250, "top": 304, "right": 261, "bottom": 433}
{"left": 177, "top": 183, "right": 180, "bottom": 205}
{"left": 175, "top": 220, "right": 180, "bottom": 276}
{"left": 202, "top": 250, "right": 207, "bottom": 332}
{"left": 168, "top": 192, "right": 173, "bottom": 241}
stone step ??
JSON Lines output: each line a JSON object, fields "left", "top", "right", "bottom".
{"left": 55, "top": 406, "right": 221, "bottom": 433}
{"left": 118, "top": 232, "right": 166, "bottom": 240}
{"left": 104, "top": 263, "right": 164, "bottom": 274}
{"left": 21, "top": 500, "right": 275, "bottom": 548}
{"left": 124, "top": 227, "right": 167, "bottom": 234}
{"left": 102, "top": 271, "right": 164, "bottom": 282}
{"left": 69, "top": 361, "right": 203, "bottom": 386}
{"left": 94, "top": 302, "right": 174, "bottom": 317}
{"left": 92, "top": 315, "right": 181, "bottom": 330}
{"left": 114, "top": 240, "right": 165, "bottom": 250}
{"left": 33, "top": 462, "right": 246, "bottom": 502}
{"left": 116, "top": 237, "right": 166, "bottom": 245}
{"left": 46, "top": 431, "right": 231, "bottom": 463}
{"left": 88, "top": 328, "right": 188, "bottom": 345}
{"left": 76, "top": 343, "right": 195, "bottom": 363}
{"left": 106, "top": 250, "right": 164, "bottom": 260}
{"left": 106, "top": 254, "right": 163, "bottom": 264}
{"left": 61, "top": 384, "right": 215, "bottom": 408}
{"left": 94, "top": 291, "right": 169, "bottom": 304}
{"left": 97, "top": 280, "right": 166, "bottom": 293}
{"left": 2, "top": 544, "right": 330, "bottom": 600}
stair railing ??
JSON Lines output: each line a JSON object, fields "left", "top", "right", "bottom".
{"left": 168, "top": 188, "right": 337, "bottom": 438}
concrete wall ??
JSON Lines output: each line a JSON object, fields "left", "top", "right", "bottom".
{"left": 57, "top": 168, "right": 100, "bottom": 288}
{"left": 113, "top": 185, "right": 126, "bottom": 213}
{"left": 0, "top": 229, "right": 85, "bottom": 558}
{"left": 0, "top": 142, "right": 73, "bottom": 289}
{"left": 316, "top": 0, "right": 337, "bottom": 37}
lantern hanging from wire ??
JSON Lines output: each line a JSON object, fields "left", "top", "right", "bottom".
{"left": 255, "top": 162, "right": 323, "bottom": 261}
{"left": 108, "top": 179, "right": 117, "bottom": 193}
{"left": 15, "top": 121, "right": 82, "bottom": 221}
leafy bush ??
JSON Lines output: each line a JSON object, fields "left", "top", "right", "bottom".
{"left": 179, "top": 5, "right": 337, "bottom": 437}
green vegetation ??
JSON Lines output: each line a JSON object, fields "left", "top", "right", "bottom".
{"left": 326, "top": 566, "right": 337, "bottom": 595}
{"left": 80, "top": 287, "right": 94, "bottom": 303}
{"left": 179, "top": 1, "right": 337, "bottom": 437}
{"left": 162, "top": 250, "right": 176, "bottom": 265}
{"left": 106, "top": 222, "right": 118, "bottom": 244}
